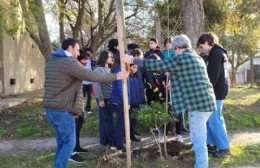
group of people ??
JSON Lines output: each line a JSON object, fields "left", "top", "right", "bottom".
{"left": 43, "top": 32, "right": 231, "bottom": 168}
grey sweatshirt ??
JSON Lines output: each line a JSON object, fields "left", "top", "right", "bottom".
{"left": 93, "top": 66, "right": 113, "bottom": 101}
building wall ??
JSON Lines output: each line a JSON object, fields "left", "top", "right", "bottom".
{"left": 1, "top": 33, "right": 45, "bottom": 96}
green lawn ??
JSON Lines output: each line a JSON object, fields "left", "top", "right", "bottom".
{"left": 0, "top": 86, "right": 260, "bottom": 167}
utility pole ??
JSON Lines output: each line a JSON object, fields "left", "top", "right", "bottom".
{"left": 115, "top": 0, "right": 131, "bottom": 167}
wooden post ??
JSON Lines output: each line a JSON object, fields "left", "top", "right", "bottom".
{"left": 115, "top": 0, "right": 131, "bottom": 168}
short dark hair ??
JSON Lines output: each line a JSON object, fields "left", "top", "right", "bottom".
{"left": 149, "top": 38, "right": 157, "bottom": 44}
{"left": 197, "top": 32, "right": 219, "bottom": 47}
{"left": 84, "top": 47, "right": 93, "bottom": 54}
{"left": 77, "top": 50, "right": 88, "bottom": 62}
{"left": 164, "top": 38, "right": 172, "bottom": 47}
{"left": 131, "top": 48, "right": 142, "bottom": 57}
{"left": 62, "top": 38, "right": 78, "bottom": 50}
{"left": 108, "top": 39, "right": 118, "bottom": 50}
{"left": 96, "top": 50, "right": 112, "bottom": 67}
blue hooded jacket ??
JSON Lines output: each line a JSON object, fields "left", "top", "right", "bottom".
{"left": 129, "top": 74, "right": 146, "bottom": 106}
{"left": 51, "top": 48, "right": 74, "bottom": 59}
{"left": 110, "top": 67, "right": 130, "bottom": 105}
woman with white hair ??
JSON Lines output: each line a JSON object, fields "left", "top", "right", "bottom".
{"left": 123, "top": 34, "right": 216, "bottom": 168}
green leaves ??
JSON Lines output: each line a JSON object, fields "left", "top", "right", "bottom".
{"left": 136, "top": 102, "right": 172, "bottom": 130}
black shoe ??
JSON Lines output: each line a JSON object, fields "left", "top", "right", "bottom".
{"left": 207, "top": 144, "right": 217, "bottom": 154}
{"left": 75, "top": 147, "right": 88, "bottom": 153}
{"left": 214, "top": 148, "right": 231, "bottom": 158}
{"left": 131, "top": 136, "right": 141, "bottom": 142}
{"left": 135, "top": 131, "right": 141, "bottom": 136}
{"left": 182, "top": 127, "right": 189, "bottom": 134}
{"left": 117, "top": 146, "right": 126, "bottom": 152}
{"left": 69, "top": 154, "right": 84, "bottom": 163}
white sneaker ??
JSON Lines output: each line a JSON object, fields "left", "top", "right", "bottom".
{"left": 159, "top": 136, "right": 167, "bottom": 143}
{"left": 110, "top": 146, "right": 116, "bottom": 150}
{"left": 87, "top": 111, "right": 92, "bottom": 114}
{"left": 177, "top": 135, "right": 183, "bottom": 142}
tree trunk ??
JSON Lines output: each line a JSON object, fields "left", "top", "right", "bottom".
{"left": 180, "top": 0, "right": 204, "bottom": 48}
{"left": 33, "top": 0, "right": 52, "bottom": 61}
{"left": 58, "top": 0, "right": 66, "bottom": 44}
{"left": 249, "top": 53, "right": 255, "bottom": 86}
{"left": 20, "top": 0, "right": 52, "bottom": 61}
{"left": 155, "top": 16, "right": 162, "bottom": 47}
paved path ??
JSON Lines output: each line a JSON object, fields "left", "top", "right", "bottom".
{"left": 1, "top": 131, "right": 259, "bottom": 155}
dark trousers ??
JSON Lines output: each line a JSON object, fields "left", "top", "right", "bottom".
{"left": 112, "top": 104, "right": 125, "bottom": 150}
{"left": 97, "top": 99, "right": 115, "bottom": 147}
{"left": 130, "top": 105, "right": 139, "bottom": 138}
{"left": 83, "top": 84, "right": 92, "bottom": 111}
{"left": 74, "top": 116, "right": 84, "bottom": 151}
{"left": 163, "top": 113, "right": 182, "bottom": 136}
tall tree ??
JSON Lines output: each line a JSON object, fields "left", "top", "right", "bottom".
{"left": 20, "top": 0, "right": 52, "bottom": 61}
{"left": 180, "top": 0, "right": 204, "bottom": 48}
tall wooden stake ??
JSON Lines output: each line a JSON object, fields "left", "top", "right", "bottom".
{"left": 115, "top": 0, "right": 131, "bottom": 167}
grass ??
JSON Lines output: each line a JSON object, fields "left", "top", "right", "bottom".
{"left": 224, "top": 86, "right": 260, "bottom": 131}
{"left": 0, "top": 86, "right": 260, "bottom": 167}
{"left": 0, "top": 99, "right": 99, "bottom": 139}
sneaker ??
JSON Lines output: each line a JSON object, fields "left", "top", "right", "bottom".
{"left": 207, "top": 144, "right": 217, "bottom": 154}
{"left": 131, "top": 136, "right": 141, "bottom": 142}
{"left": 69, "top": 154, "right": 84, "bottom": 163}
{"left": 182, "top": 127, "right": 189, "bottom": 134}
{"left": 110, "top": 146, "right": 117, "bottom": 150}
{"left": 159, "top": 137, "right": 167, "bottom": 143}
{"left": 177, "top": 135, "right": 183, "bottom": 143}
{"left": 75, "top": 147, "right": 88, "bottom": 153}
{"left": 214, "top": 148, "right": 231, "bottom": 158}
{"left": 87, "top": 111, "right": 92, "bottom": 114}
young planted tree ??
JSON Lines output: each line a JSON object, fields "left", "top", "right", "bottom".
{"left": 136, "top": 102, "right": 172, "bottom": 158}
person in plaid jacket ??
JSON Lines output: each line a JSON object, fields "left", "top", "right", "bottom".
{"left": 123, "top": 34, "right": 216, "bottom": 168}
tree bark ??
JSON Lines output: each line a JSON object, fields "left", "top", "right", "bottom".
{"left": 58, "top": 0, "right": 66, "bottom": 44}
{"left": 180, "top": 0, "right": 204, "bottom": 48}
{"left": 20, "top": 0, "right": 52, "bottom": 61}
{"left": 249, "top": 53, "right": 255, "bottom": 86}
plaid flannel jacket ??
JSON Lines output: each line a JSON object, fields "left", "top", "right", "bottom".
{"left": 138, "top": 49, "right": 216, "bottom": 115}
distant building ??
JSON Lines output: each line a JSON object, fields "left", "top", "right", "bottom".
{"left": 0, "top": 1, "right": 45, "bottom": 97}
{"left": 236, "top": 57, "right": 260, "bottom": 84}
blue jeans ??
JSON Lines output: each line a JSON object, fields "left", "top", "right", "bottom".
{"left": 189, "top": 111, "right": 212, "bottom": 168}
{"left": 45, "top": 109, "right": 76, "bottom": 168}
{"left": 112, "top": 104, "right": 125, "bottom": 150}
{"left": 207, "top": 100, "right": 230, "bottom": 150}
{"left": 97, "top": 99, "right": 115, "bottom": 147}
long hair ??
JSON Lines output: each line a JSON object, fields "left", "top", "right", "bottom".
{"left": 96, "top": 50, "right": 112, "bottom": 67}
{"left": 197, "top": 32, "right": 219, "bottom": 46}
{"left": 111, "top": 52, "right": 121, "bottom": 73}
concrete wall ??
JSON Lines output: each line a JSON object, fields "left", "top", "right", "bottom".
{"left": 1, "top": 33, "right": 45, "bottom": 96}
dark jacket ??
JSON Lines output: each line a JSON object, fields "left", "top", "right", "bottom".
{"left": 144, "top": 49, "right": 163, "bottom": 59}
{"left": 110, "top": 67, "right": 130, "bottom": 105}
{"left": 129, "top": 74, "right": 146, "bottom": 106}
{"left": 42, "top": 48, "right": 117, "bottom": 115}
{"left": 144, "top": 70, "right": 165, "bottom": 103}
{"left": 207, "top": 45, "right": 230, "bottom": 100}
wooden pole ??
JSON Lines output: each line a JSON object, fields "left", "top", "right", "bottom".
{"left": 115, "top": 0, "right": 131, "bottom": 168}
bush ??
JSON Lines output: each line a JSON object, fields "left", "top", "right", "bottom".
{"left": 136, "top": 102, "right": 172, "bottom": 131}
